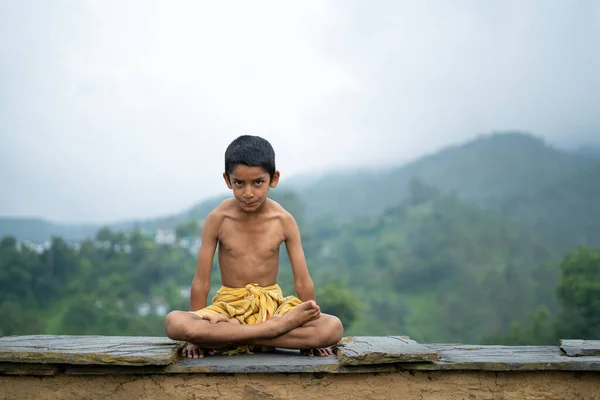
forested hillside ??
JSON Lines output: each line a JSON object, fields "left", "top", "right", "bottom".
{"left": 291, "top": 132, "right": 600, "bottom": 252}
{"left": 302, "top": 179, "right": 557, "bottom": 342}
{"left": 2, "top": 131, "right": 600, "bottom": 344}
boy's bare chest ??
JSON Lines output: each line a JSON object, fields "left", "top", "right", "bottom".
{"left": 218, "top": 218, "right": 285, "bottom": 255}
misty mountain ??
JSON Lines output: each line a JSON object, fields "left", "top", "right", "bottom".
{"left": 571, "top": 144, "right": 600, "bottom": 158}
{"left": 0, "top": 198, "right": 223, "bottom": 244}
{"left": 292, "top": 131, "right": 597, "bottom": 218}
{"left": 3, "top": 131, "right": 600, "bottom": 251}
{"left": 0, "top": 218, "right": 99, "bottom": 244}
{"left": 289, "top": 131, "right": 600, "bottom": 251}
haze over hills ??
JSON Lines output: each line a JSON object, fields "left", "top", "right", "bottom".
{"left": 290, "top": 131, "right": 600, "bottom": 252}
{"left": 2, "top": 131, "right": 600, "bottom": 253}
{"left": 2, "top": 130, "right": 600, "bottom": 343}
{"left": 572, "top": 144, "right": 600, "bottom": 158}
{"left": 294, "top": 132, "right": 599, "bottom": 217}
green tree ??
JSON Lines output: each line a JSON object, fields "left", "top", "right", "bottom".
{"left": 315, "top": 280, "right": 360, "bottom": 330}
{"left": 483, "top": 306, "right": 556, "bottom": 345}
{"left": 175, "top": 220, "right": 201, "bottom": 239}
{"left": 556, "top": 246, "right": 600, "bottom": 338}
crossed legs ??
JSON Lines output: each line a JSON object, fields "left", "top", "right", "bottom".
{"left": 246, "top": 313, "right": 343, "bottom": 351}
{"left": 164, "top": 300, "right": 344, "bottom": 357}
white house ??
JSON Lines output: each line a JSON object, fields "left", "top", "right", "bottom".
{"left": 155, "top": 229, "right": 176, "bottom": 245}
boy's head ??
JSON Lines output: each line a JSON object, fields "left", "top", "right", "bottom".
{"left": 223, "top": 135, "right": 280, "bottom": 212}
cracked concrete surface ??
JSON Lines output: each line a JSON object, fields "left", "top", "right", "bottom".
{"left": 1, "top": 371, "right": 600, "bottom": 400}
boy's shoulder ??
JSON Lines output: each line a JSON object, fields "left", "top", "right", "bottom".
{"left": 265, "top": 200, "right": 300, "bottom": 232}
{"left": 206, "top": 198, "right": 237, "bottom": 219}
{"left": 264, "top": 198, "right": 295, "bottom": 219}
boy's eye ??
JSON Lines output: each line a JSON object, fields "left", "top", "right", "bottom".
{"left": 254, "top": 180, "right": 264, "bottom": 186}
{"left": 234, "top": 181, "right": 243, "bottom": 187}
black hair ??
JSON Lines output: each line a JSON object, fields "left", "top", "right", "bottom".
{"left": 224, "top": 135, "right": 276, "bottom": 181}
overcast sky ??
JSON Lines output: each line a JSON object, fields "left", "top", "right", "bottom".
{"left": 1, "top": 0, "right": 599, "bottom": 223}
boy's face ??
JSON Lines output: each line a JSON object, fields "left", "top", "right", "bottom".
{"left": 224, "top": 165, "right": 279, "bottom": 212}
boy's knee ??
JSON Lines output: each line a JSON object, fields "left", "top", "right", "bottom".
{"left": 164, "top": 311, "right": 190, "bottom": 340}
{"left": 327, "top": 316, "right": 344, "bottom": 344}
{"left": 164, "top": 311, "right": 177, "bottom": 337}
{"left": 312, "top": 315, "right": 344, "bottom": 348}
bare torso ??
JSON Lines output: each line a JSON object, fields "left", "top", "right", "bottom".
{"left": 215, "top": 199, "right": 287, "bottom": 287}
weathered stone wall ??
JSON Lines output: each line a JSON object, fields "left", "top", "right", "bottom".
{"left": 3, "top": 336, "right": 600, "bottom": 399}
{"left": 2, "top": 370, "right": 599, "bottom": 400}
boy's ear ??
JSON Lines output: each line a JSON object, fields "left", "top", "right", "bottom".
{"left": 223, "top": 173, "right": 233, "bottom": 189}
{"left": 270, "top": 170, "right": 280, "bottom": 188}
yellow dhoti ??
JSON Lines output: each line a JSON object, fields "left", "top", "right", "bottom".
{"left": 189, "top": 283, "right": 301, "bottom": 354}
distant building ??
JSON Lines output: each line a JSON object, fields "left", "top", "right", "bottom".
{"left": 154, "top": 304, "right": 167, "bottom": 316}
{"left": 136, "top": 300, "right": 169, "bottom": 316}
{"left": 137, "top": 303, "right": 151, "bottom": 316}
{"left": 20, "top": 240, "right": 46, "bottom": 254}
{"left": 179, "top": 287, "right": 191, "bottom": 299}
{"left": 155, "top": 229, "right": 176, "bottom": 245}
{"left": 179, "top": 236, "right": 202, "bottom": 254}
{"left": 189, "top": 238, "right": 201, "bottom": 255}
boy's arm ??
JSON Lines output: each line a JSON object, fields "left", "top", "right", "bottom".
{"left": 283, "top": 213, "right": 315, "bottom": 302}
{"left": 190, "top": 212, "right": 220, "bottom": 311}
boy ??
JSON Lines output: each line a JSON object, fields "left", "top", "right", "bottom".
{"left": 164, "top": 135, "right": 344, "bottom": 358}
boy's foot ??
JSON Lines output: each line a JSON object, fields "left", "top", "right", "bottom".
{"left": 181, "top": 343, "right": 215, "bottom": 359}
{"left": 273, "top": 300, "right": 320, "bottom": 336}
{"left": 205, "top": 314, "right": 229, "bottom": 324}
{"left": 181, "top": 314, "right": 237, "bottom": 358}
{"left": 301, "top": 347, "right": 333, "bottom": 357}
{"left": 203, "top": 314, "right": 241, "bottom": 324}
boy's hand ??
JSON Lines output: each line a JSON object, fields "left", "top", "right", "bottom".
{"left": 301, "top": 347, "right": 333, "bottom": 357}
{"left": 181, "top": 343, "right": 215, "bottom": 358}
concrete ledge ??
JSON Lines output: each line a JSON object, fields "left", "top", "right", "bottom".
{"left": 1, "top": 335, "right": 600, "bottom": 399}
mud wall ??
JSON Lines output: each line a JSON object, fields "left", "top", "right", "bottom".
{"left": 2, "top": 370, "right": 599, "bottom": 400}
